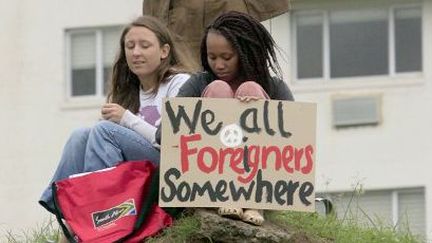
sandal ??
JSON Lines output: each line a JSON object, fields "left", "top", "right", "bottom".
{"left": 241, "top": 209, "right": 264, "bottom": 226}
{"left": 217, "top": 207, "right": 243, "bottom": 219}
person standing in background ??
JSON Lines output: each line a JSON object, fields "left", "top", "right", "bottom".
{"left": 143, "top": 0, "right": 291, "bottom": 60}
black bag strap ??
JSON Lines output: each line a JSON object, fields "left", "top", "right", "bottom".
{"left": 116, "top": 165, "right": 161, "bottom": 242}
{"left": 51, "top": 182, "right": 77, "bottom": 243}
{"left": 161, "top": 206, "right": 184, "bottom": 218}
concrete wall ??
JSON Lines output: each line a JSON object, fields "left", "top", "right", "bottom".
{"left": 0, "top": 0, "right": 143, "bottom": 235}
{"left": 271, "top": 0, "right": 432, "bottom": 238}
{"left": 1, "top": 0, "right": 431, "bottom": 239}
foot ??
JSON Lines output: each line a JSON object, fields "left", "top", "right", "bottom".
{"left": 241, "top": 209, "right": 264, "bottom": 226}
{"left": 217, "top": 207, "right": 243, "bottom": 219}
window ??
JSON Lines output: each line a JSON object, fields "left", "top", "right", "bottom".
{"left": 293, "top": 5, "right": 422, "bottom": 80}
{"left": 323, "top": 188, "right": 426, "bottom": 237}
{"left": 67, "top": 27, "right": 122, "bottom": 98}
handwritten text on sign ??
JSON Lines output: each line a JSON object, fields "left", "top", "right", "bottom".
{"left": 159, "top": 98, "right": 316, "bottom": 211}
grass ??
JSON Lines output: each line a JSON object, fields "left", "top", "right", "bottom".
{"left": 145, "top": 213, "right": 202, "bottom": 243}
{"left": 2, "top": 218, "right": 60, "bottom": 243}
{"left": 266, "top": 210, "right": 422, "bottom": 243}
{"left": 2, "top": 212, "right": 422, "bottom": 243}
{"left": 144, "top": 209, "right": 422, "bottom": 243}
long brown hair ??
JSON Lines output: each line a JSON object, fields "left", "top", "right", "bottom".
{"left": 107, "top": 15, "right": 197, "bottom": 113}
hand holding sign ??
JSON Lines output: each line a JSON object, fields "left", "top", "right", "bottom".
{"left": 237, "top": 95, "right": 262, "bottom": 103}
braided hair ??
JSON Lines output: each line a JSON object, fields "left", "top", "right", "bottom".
{"left": 200, "top": 11, "right": 283, "bottom": 94}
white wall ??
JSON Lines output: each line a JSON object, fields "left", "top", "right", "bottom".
{"left": 0, "top": 0, "right": 143, "bottom": 235}
{"left": 272, "top": 0, "right": 432, "bottom": 238}
{"left": 1, "top": 0, "right": 431, "bottom": 239}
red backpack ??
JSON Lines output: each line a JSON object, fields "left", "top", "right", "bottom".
{"left": 52, "top": 161, "right": 177, "bottom": 243}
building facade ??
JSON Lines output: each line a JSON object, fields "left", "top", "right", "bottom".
{"left": 273, "top": 0, "right": 431, "bottom": 238}
{"left": 0, "top": 0, "right": 143, "bottom": 236}
{"left": 0, "top": 0, "right": 431, "bottom": 240}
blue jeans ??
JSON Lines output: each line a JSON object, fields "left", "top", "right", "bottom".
{"left": 39, "top": 120, "right": 160, "bottom": 213}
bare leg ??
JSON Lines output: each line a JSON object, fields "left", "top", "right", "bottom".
{"left": 203, "top": 80, "right": 269, "bottom": 225}
{"left": 235, "top": 82, "right": 268, "bottom": 226}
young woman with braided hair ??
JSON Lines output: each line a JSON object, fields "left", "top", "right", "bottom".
{"left": 175, "top": 11, "right": 294, "bottom": 225}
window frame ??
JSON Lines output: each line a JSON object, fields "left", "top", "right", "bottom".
{"left": 290, "top": 2, "right": 424, "bottom": 88}
{"left": 318, "top": 187, "right": 426, "bottom": 236}
{"left": 65, "top": 26, "right": 122, "bottom": 104}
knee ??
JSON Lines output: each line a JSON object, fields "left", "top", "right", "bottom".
{"left": 88, "top": 121, "right": 116, "bottom": 140}
{"left": 68, "top": 127, "right": 91, "bottom": 145}
{"left": 91, "top": 121, "right": 128, "bottom": 141}
{"left": 202, "top": 80, "right": 234, "bottom": 98}
{"left": 92, "top": 120, "right": 117, "bottom": 133}
{"left": 235, "top": 81, "right": 269, "bottom": 99}
{"left": 238, "top": 81, "right": 260, "bottom": 90}
{"left": 207, "top": 80, "right": 231, "bottom": 90}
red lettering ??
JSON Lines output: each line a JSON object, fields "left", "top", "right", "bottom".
{"left": 197, "top": 147, "right": 218, "bottom": 173}
{"left": 301, "top": 145, "right": 314, "bottom": 174}
{"left": 294, "top": 148, "right": 304, "bottom": 171}
{"left": 220, "top": 148, "right": 245, "bottom": 175}
{"left": 179, "top": 136, "right": 314, "bottom": 181}
{"left": 180, "top": 134, "right": 201, "bottom": 173}
{"left": 261, "top": 146, "right": 282, "bottom": 170}
{"left": 282, "top": 145, "right": 294, "bottom": 173}
{"left": 237, "top": 146, "right": 260, "bottom": 184}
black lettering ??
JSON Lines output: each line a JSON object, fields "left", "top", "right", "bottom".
{"left": 190, "top": 181, "right": 217, "bottom": 202}
{"left": 201, "top": 109, "right": 223, "bottom": 135}
{"left": 161, "top": 168, "right": 180, "bottom": 202}
{"left": 274, "top": 181, "right": 288, "bottom": 205}
{"left": 243, "top": 145, "right": 250, "bottom": 172}
{"left": 277, "top": 102, "right": 292, "bottom": 138}
{"left": 162, "top": 168, "right": 314, "bottom": 207}
{"left": 240, "top": 108, "right": 261, "bottom": 133}
{"left": 229, "top": 181, "right": 254, "bottom": 201}
{"left": 264, "top": 101, "right": 276, "bottom": 135}
{"left": 285, "top": 180, "right": 299, "bottom": 205}
{"left": 299, "top": 182, "right": 314, "bottom": 206}
{"left": 165, "top": 100, "right": 202, "bottom": 134}
{"left": 214, "top": 180, "right": 229, "bottom": 202}
{"left": 177, "top": 182, "right": 191, "bottom": 202}
{"left": 255, "top": 170, "right": 273, "bottom": 203}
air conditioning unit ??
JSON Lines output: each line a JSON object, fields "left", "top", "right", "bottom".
{"left": 332, "top": 95, "right": 381, "bottom": 128}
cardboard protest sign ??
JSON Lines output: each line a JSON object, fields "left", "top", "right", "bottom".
{"left": 159, "top": 98, "right": 316, "bottom": 212}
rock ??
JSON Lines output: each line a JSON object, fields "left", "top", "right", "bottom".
{"left": 190, "top": 208, "right": 293, "bottom": 243}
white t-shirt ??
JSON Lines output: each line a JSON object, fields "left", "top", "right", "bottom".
{"left": 120, "top": 73, "right": 190, "bottom": 147}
